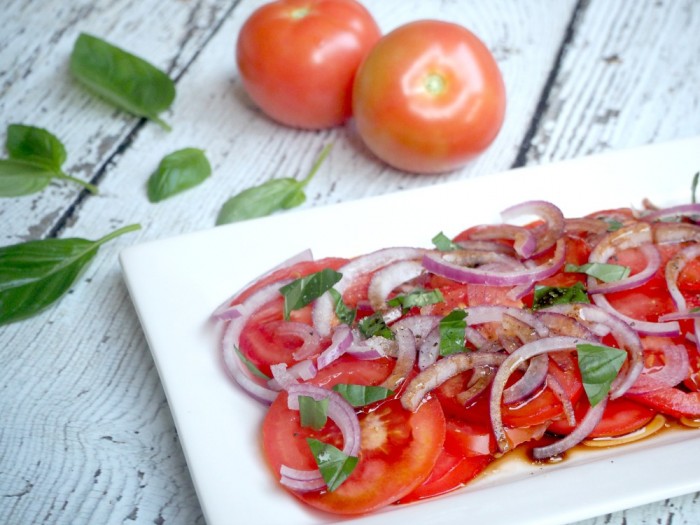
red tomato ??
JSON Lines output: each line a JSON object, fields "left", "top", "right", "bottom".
{"left": 548, "top": 398, "right": 655, "bottom": 438}
{"left": 262, "top": 388, "right": 446, "bottom": 514}
{"left": 236, "top": 0, "right": 381, "bottom": 129}
{"left": 352, "top": 20, "right": 506, "bottom": 173}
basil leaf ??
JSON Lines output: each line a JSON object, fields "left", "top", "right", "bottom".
{"left": 439, "top": 309, "right": 467, "bottom": 356}
{"left": 432, "top": 231, "right": 461, "bottom": 251}
{"left": 532, "top": 282, "right": 590, "bottom": 310}
{"left": 576, "top": 343, "right": 627, "bottom": 406}
{"left": 0, "top": 125, "right": 98, "bottom": 195}
{"left": 216, "top": 144, "right": 331, "bottom": 225}
{"left": 70, "top": 33, "right": 175, "bottom": 130}
{"left": 7, "top": 124, "right": 66, "bottom": 170}
{"left": 387, "top": 288, "right": 444, "bottom": 310}
{"left": 306, "top": 438, "right": 358, "bottom": 492}
{"left": 332, "top": 384, "right": 393, "bottom": 407}
{"left": 0, "top": 224, "right": 140, "bottom": 325}
{"left": 328, "top": 288, "right": 356, "bottom": 325}
{"left": 358, "top": 312, "right": 393, "bottom": 339}
{"left": 147, "top": 148, "right": 211, "bottom": 203}
{"left": 565, "top": 262, "right": 631, "bottom": 283}
{"left": 298, "top": 395, "right": 329, "bottom": 430}
{"left": 692, "top": 172, "right": 699, "bottom": 204}
{"left": 234, "top": 346, "right": 270, "bottom": 380}
{"left": 279, "top": 268, "right": 342, "bottom": 320}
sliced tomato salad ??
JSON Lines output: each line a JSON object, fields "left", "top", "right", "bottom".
{"left": 215, "top": 196, "right": 700, "bottom": 516}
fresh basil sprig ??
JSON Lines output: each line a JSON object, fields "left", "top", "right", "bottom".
{"left": 532, "top": 282, "right": 589, "bottom": 310}
{"left": 0, "top": 224, "right": 140, "bottom": 325}
{"left": 565, "top": 262, "right": 630, "bottom": 283}
{"left": 576, "top": 343, "right": 627, "bottom": 406}
{"left": 147, "top": 148, "right": 211, "bottom": 202}
{"left": 306, "top": 438, "right": 358, "bottom": 492}
{"left": 216, "top": 144, "right": 332, "bottom": 225}
{"left": 70, "top": 33, "right": 176, "bottom": 130}
{"left": 0, "top": 124, "right": 98, "bottom": 196}
{"left": 439, "top": 309, "right": 467, "bottom": 356}
{"left": 278, "top": 268, "right": 342, "bottom": 320}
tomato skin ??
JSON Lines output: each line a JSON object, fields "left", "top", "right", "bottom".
{"left": 236, "top": 0, "right": 381, "bottom": 129}
{"left": 352, "top": 20, "right": 506, "bottom": 173}
{"left": 263, "top": 391, "right": 446, "bottom": 515}
{"left": 548, "top": 398, "right": 655, "bottom": 438}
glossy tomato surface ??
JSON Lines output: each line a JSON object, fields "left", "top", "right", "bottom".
{"left": 236, "top": 0, "right": 381, "bottom": 129}
{"left": 352, "top": 20, "right": 506, "bottom": 173}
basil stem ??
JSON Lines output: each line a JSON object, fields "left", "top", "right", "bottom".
{"left": 0, "top": 224, "right": 141, "bottom": 325}
{"left": 147, "top": 148, "right": 211, "bottom": 203}
{"left": 70, "top": 33, "right": 176, "bottom": 130}
{"left": 1, "top": 124, "right": 98, "bottom": 196}
{"left": 216, "top": 143, "right": 332, "bottom": 225}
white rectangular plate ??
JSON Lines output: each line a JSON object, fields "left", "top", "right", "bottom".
{"left": 120, "top": 136, "right": 700, "bottom": 525}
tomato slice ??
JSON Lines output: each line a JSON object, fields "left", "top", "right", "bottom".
{"left": 548, "top": 397, "right": 655, "bottom": 438}
{"left": 263, "top": 392, "right": 446, "bottom": 515}
{"left": 625, "top": 387, "right": 700, "bottom": 419}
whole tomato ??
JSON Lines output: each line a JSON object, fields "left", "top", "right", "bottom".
{"left": 352, "top": 20, "right": 506, "bottom": 173}
{"left": 236, "top": 0, "right": 381, "bottom": 129}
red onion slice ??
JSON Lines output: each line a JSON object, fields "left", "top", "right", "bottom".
{"left": 643, "top": 203, "right": 700, "bottom": 223}
{"left": 532, "top": 397, "right": 608, "bottom": 460}
{"left": 367, "top": 260, "right": 425, "bottom": 311}
{"left": 501, "top": 200, "right": 565, "bottom": 256}
{"left": 588, "top": 244, "right": 660, "bottom": 294}
{"left": 490, "top": 336, "right": 592, "bottom": 452}
{"left": 402, "top": 352, "right": 506, "bottom": 412}
{"left": 380, "top": 326, "right": 417, "bottom": 391}
{"left": 312, "top": 247, "right": 426, "bottom": 337}
{"left": 591, "top": 292, "right": 681, "bottom": 337}
{"left": 665, "top": 244, "right": 700, "bottom": 311}
{"left": 467, "top": 224, "right": 537, "bottom": 259}
{"left": 316, "top": 324, "right": 354, "bottom": 369}
{"left": 422, "top": 238, "right": 566, "bottom": 287}
{"left": 627, "top": 344, "right": 690, "bottom": 394}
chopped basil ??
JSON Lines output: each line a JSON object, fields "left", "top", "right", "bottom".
{"left": 432, "top": 231, "right": 461, "bottom": 251}
{"left": 147, "top": 148, "right": 211, "bottom": 203}
{"left": 216, "top": 144, "right": 331, "bottom": 225}
{"left": 332, "top": 384, "right": 393, "bottom": 407}
{"left": 576, "top": 343, "right": 627, "bottom": 406}
{"left": 565, "top": 262, "right": 630, "bottom": 283}
{"left": 532, "top": 282, "right": 590, "bottom": 310}
{"left": 604, "top": 218, "right": 624, "bottom": 232}
{"left": 358, "top": 312, "right": 393, "bottom": 339}
{"left": 279, "top": 268, "right": 342, "bottom": 320}
{"left": 298, "top": 395, "right": 329, "bottom": 431}
{"left": 234, "top": 347, "right": 270, "bottom": 380}
{"left": 70, "top": 33, "right": 175, "bottom": 130}
{"left": 306, "top": 438, "right": 358, "bottom": 492}
{"left": 439, "top": 309, "right": 467, "bottom": 356}
{"left": 328, "top": 288, "right": 356, "bottom": 325}
{"left": 387, "top": 288, "right": 444, "bottom": 310}
{"left": 692, "top": 172, "right": 699, "bottom": 204}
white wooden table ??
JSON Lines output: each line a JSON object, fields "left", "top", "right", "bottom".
{"left": 2, "top": 0, "right": 699, "bottom": 523}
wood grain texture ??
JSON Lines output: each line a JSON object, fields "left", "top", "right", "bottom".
{"left": 1, "top": 0, "right": 699, "bottom": 524}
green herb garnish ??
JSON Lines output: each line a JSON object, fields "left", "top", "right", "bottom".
{"left": 358, "top": 312, "right": 393, "bottom": 339}
{"left": 234, "top": 347, "right": 270, "bottom": 380}
{"left": 298, "top": 395, "right": 329, "bottom": 430}
{"left": 306, "top": 438, "right": 358, "bottom": 492}
{"left": 692, "top": 172, "right": 699, "bottom": 204}
{"left": 439, "top": 309, "right": 467, "bottom": 356}
{"left": 0, "top": 124, "right": 98, "bottom": 196}
{"left": 216, "top": 144, "right": 331, "bottom": 225}
{"left": 279, "top": 268, "right": 342, "bottom": 320}
{"left": 532, "top": 282, "right": 590, "bottom": 310}
{"left": 565, "top": 262, "right": 630, "bottom": 283}
{"left": 576, "top": 343, "right": 627, "bottom": 406}
{"left": 431, "top": 231, "right": 461, "bottom": 251}
{"left": 0, "top": 224, "right": 140, "bottom": 325}
{"left": 328, "top": 288, "right": 356, "bottom": 325}
{"left": 387, "top": 288, "right": 444, "bottom": 310}
{"left": 147, "top": 148, "right": 211, "bottom": 202}
{"left": 332, "top": 384, "right": 393, "bottom": 407}
{"left": 70, "top": 33, "right": 176, "bottom": 130}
